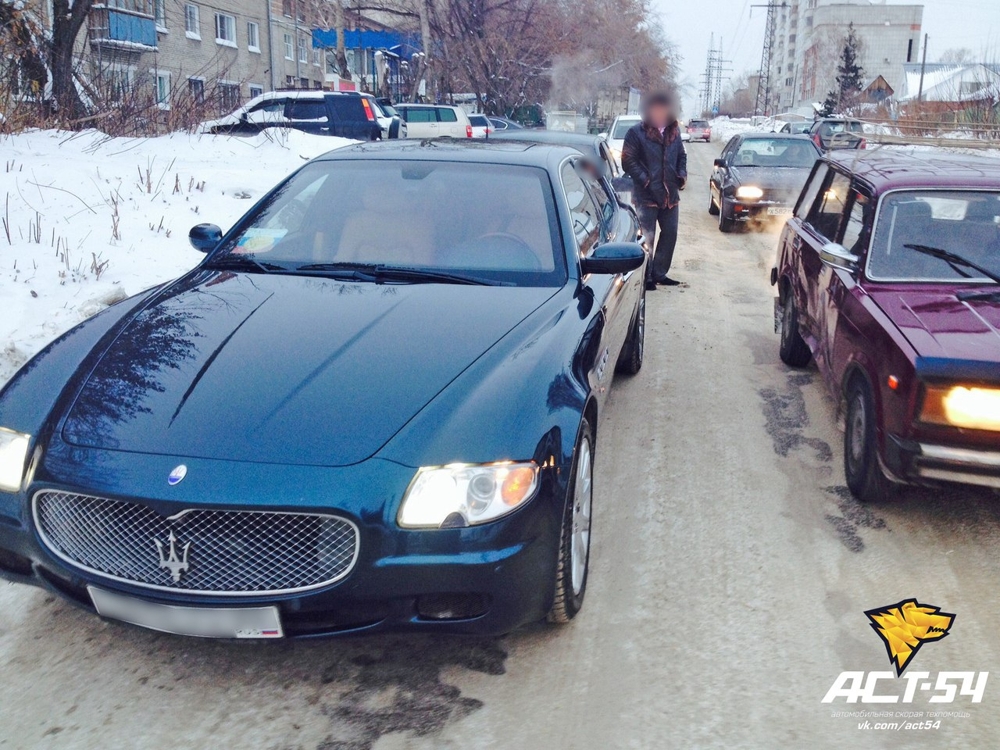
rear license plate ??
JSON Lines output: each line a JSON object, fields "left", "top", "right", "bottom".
{"left": 89, "top": 586, "right": 283, "bottom": 639}
{"left": 767, "top": 207, "right": 792, "bottom": 216}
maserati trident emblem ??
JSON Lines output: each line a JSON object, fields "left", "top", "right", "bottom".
{"left": 167, "top": 465, "right": 187, "bottom": 486}
{"left": 155, "top": 530, "right": 191, "bottom": 582}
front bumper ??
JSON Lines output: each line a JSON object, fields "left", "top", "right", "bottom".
{"left": 727, "top": 200, "right": 794, "bottom": 223}
{"left": 0, "top": 448, "right": 564, "bottom": 638}
{"left": 885, "top": 436, "right": 1000, "bottom": 490}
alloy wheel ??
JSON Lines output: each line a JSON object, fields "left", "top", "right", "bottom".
{"left": 571, "top": 438, "right": 593, "bottom": 596}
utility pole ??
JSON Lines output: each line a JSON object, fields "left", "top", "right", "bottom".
{"left": 753, "top": 1, "right": 786, "bottom": 119}
{"left": 916, "top": 33, "right": 929, "bottom": 103}
{"left": 700, "top": 34, "right": 732, "bottom": 117}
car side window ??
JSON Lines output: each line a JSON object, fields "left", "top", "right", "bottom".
{"left": 327, "top": 97, "right": 362, "bottom": 121}
{"left": 250, "top": 100, "right": 284, "bottom": 114}
{"left": 562, "top": 163, "right": 601, "bottom": 255}
{"left": 403, "top": 107, "right": 433, "bottom": 123}
{"left": 807, "top": 171, "right": 853, "bottom": 241}
{"left": 581, "top": 170, "right": 616, "bottom": 240}
{"left": 438, "top": 108, "right": 458, "bottom": 122}
{"left": 841, "top": 189, "right": 869, "bottom": 253}
{"left": 285, "top": 100, "right": 327, "bottom": 121}
{"left": 722, "top": 137, "right": 739, "bottom": 162}
{"left": 794, "top": 163, "right": 829, "bottom": 220}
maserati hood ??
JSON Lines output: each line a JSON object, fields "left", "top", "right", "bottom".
{"left": 62, "top": 271, "right": 555, "bottom": 466}
{"left": 868, "top": 287, "right": 1000, "bottom": 362}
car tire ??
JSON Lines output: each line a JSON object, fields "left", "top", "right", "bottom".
{"left": 844, "top": 378, "right": 893, "bottom": 504}
{"left": 718, "top": 198, "right": 735, "bottom": 233}
{"left": 616, "top": 291, "right": 645, "bottom": 375}
{"left": 778, "top": 285, "right": 812, "bottom": 367}
{"left": 708, "top": 186, "right": 720, "bottom": 216}
{"left": 548, "top": 419, "right": 594, "bottom": 624}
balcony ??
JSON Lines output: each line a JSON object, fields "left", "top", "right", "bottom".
{"left": 89, "top": 5, "right": 157, "bottom": 51}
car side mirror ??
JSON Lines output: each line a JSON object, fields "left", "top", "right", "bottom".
{"left": 581, "top": 242, "right": 646, "bottom": 275}
{"left": 189, "top": 223, "right": 223, "bottom": 253}
{"left": 598, "top": 131, "right": 608, "bottom": 138}
{"left": 819, "top": 241, "right": 860, "bottom": 272}
{"left": 714, "top": 158, "right": 726, "bottom": 169}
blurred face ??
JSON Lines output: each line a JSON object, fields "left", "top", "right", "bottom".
{"left": 647, "top": 103, "right": 670, "bottom": 128}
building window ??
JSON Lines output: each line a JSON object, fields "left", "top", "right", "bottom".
{"left": 313, "top": 80, "right": 322, "bottom": 89}
{"left": 284, "top": 33, "right": 293, "bottom": 60}
{"left": 298, "top": 35, "right": 308, "bottom": 63}
{"left": 184, "top": 4, "right": 200, "bottom": 38}
{"left": 249, "top": 84, "right": 263, "bottom": 99}
{"left": 299, "top": 76, "right": 308, "bottom": 89}
{"left": 312, "top": 48, "right": 321, "bottom": 67}
{"left": 104, "top": 64, "right": 134, "bottom": 102}
{"left": 188, "top": 77, "right": 204, "bottom": 104}
{"left": 154, "top": 71, "right": 170, "bottom": 109}
{"left": 154, "top": 0, "right": 166, "bottom": 30}
{"left": 282, "top": 0, "right": 292, "bottom": 17}
{"left": 215, "top": 13, "right": 236, "bottom": 46}
{"left": 286, "top": 75, "right": 295, "bottom": 87}
{"left": 247, "top": 21, "right": 260, "bottom": 52}
{"left": 219, "top": 82, "right": 240, "bottom": 112}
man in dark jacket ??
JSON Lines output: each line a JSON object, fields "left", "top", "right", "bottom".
{"left": 620, "top": 91, "right": 687, "bottom": 288}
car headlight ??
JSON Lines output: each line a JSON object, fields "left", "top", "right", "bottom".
{"left": 735, "top": 186, "right": 764, "bottom": 200}
{"left": 920, "top": 385, "right": 1000, "bottom": 432}
{"left": 0, "top": 427, "right": 30, "bottom": 493}
{"left": 398, "top": 461, "right": 540, "bottom": 529}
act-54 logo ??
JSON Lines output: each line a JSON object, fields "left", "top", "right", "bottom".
{"left": 823, "top": 599, "right": 988, "bottom": 704}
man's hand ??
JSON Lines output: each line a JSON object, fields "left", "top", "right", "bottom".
{"left": 679, "top": 177, "right": 687, "bottom": 190}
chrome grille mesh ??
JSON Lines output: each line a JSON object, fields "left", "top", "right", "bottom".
{"left": 33, "top": 491, "right": 358, "bottom": 595}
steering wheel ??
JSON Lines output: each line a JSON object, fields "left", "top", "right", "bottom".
{"left": 473, "top": 232, "right": 543, "bottom": 270}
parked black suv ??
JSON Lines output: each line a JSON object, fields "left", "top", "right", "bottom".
{"left": 201, "top": 91, "right": 390, "bottom": 140}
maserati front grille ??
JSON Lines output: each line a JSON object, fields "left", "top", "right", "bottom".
{"left": 33, "top": 491, "right": 359, "bottom": 596}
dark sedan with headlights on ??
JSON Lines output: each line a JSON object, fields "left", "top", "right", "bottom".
{"left": 772, "top": 150, "right": 1000, "bottom": 502}
{"left": 709, "top": 133, "right": 821, "bottom": 232}
{"left": 0, "top": 140, "right": 647, "bottom": 638}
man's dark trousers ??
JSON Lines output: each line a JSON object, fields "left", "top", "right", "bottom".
{"left": 636, "top": 203, "right": 679, "bottom": 282}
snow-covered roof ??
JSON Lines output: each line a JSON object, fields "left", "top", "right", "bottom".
{"left": 899, "top": 63, "right": 1000, "bottom": 103}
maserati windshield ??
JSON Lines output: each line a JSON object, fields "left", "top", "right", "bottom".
{"left": 868, "top": 190, "right": 1000, "bottom": 282}
{"left": 214, "top": 160, "right": 565, "bottom": 286}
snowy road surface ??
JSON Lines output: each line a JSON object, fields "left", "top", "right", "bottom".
{"left": 2, "top": 142, "right": 1000, "bottom": 749}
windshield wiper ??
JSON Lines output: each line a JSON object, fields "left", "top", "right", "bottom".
{"left": 903, "top": 244, "right": 1000, "bottom": 286}
{"left": 205, "top": 255, "right": 289, "bottom": 273}
{"left": 295, "top": 262, "right": 505, "bottom": 286}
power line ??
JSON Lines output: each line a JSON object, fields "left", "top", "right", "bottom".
{"left": 700, "top": 34, "right": 732, "bottom": 116}
{"left": 753, "top": 1, "right": 787, "bottom": 118}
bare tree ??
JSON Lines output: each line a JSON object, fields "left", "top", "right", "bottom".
{"left": 49, "top": 0, "right": 94, "bottom": 119}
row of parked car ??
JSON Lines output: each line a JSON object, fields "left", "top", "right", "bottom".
{"left": 199, "top": 89, "right": 526, "bottom": 140}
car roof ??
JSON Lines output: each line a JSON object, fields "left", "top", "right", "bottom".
{"left": 314, "top": 139, "right": 581, "bottom": 170}
{"left": 826, "top": 149, "right": 1000, "bottom": 192}
{"left": 490, "top": 130, "right": 604, "bottom": 148}
{"left": 740, "top": 133, "right": 814, "bottom": 141}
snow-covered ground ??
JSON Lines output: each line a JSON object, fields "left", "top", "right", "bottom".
{"left": 0, "top": 129, "right": 352, "bottom": 384}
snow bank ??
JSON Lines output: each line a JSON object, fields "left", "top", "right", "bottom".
{"left": 0, "top": 128, "right": 353, "bottom": 384}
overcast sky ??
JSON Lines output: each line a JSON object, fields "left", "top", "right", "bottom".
{"left": 650, "top": 0, "right": 1000, "bottom": 113}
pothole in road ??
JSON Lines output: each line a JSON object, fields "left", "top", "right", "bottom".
{"left": 822, "top": 485, "right": 888, "bottom": 553}
{"left": 312, "top": 636, "right": 507, "bottom": 750}
{"left": 757, "top": 373, "right": 832, "bottom": 464}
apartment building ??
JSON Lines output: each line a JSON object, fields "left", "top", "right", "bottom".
{"left": 768, "top": 0, "right": 923, "bottom": 112}
{"left": 82, "top": 0, "right": 273, "bottom": 112}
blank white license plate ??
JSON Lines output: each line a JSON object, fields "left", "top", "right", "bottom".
{"left": 89, "top": 586, "right": 283, "bottom": 639}
{"left": 767, "top": 207, "right": 792, "bottom": 216}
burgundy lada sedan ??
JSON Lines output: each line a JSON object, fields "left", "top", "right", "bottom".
{"left": 771, "top": 150, "right": 1000, "bottom": 502}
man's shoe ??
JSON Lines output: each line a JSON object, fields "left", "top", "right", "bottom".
{"left": 645, "top": 279, "right": 658, "bottom": 291}
{"left": 656, "top": 276, "right": 681, "bottom": 287}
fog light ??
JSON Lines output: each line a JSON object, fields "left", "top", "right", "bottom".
{"left": 417, "top": 593, "right": 490, "bottom": 620}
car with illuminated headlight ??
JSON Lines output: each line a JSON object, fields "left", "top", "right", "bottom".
{"left": 709, "top": 133, "right": 821, "bottom": 232}
{"left": 772, "top": 150, "right": 1000, "bottom": 502}
{"left": 0, "top": 140, "right": 646, "bottom": 638}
